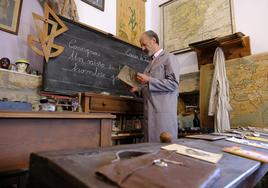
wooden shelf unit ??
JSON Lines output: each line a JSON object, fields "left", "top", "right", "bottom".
{"left": 189, "top": 32, "right": 251, "bottom": 68}
{"left": 80, "top": 93, "right": 144, "bottom": 144}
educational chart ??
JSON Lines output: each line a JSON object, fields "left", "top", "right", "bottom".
{"left": 200, "top": 53, "right": 268, "bottom": 127}
{"left": 161, "top": 0, "right": 234, "bottom": 52}
{"left": 116, "top": 0, "right": 145, "bottom": 46}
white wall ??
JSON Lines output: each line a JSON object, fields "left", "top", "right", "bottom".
{"left": 75, "top": 0, "right": 153, "bottom": 36}
{"left": 74, "top": 0, "right": 116, "bottom": 35}
{"left": 147, "top": 0, "right": 167, "bottom": 38}
{"left": 233, "top": 0, "right": 268, "bottom": 54}
{"left": 0, "top": 1, "right": 43, "bottom": 72}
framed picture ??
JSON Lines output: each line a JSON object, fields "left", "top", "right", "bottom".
{"left": 116, "top": 0, "right": 145, "bottom": 46}
{"left": 0, "top": 0, "right": 23, "bottom": 35}
{"left": 160, "top": 0, "right": 235, "bottom": 53}
{"left": 81, "top": 0, "right": 105, "bottom": 11}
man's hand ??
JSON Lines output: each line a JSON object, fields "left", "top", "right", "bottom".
{"left": 130, "top": 87, "right": 139, "bottom": 93}
{"left": 137, "top": 73, "right": 150, "bottom": 84}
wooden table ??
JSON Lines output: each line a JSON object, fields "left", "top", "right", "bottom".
{"left": 27, "top": 139, "right": 268, "bottom": 188}
{"left": 0, "top": 111, "right": 115, "bottom": 172}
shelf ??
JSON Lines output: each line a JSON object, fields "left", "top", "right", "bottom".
{"left": 80, "top": 92, "right": 144, "bottom": 145}
{"left": 189, "top": 32, "right": 251, "bottom": 68}
{"left": 112, "top": 132, "right": 144, "bottom": 140}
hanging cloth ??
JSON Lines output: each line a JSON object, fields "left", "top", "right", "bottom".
{"left": 208, "top": 47, "right": 232, "bottom": 132}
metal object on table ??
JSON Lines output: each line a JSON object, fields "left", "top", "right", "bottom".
{"left": 153, "top": 159, "right": 168, "bottom": 167}
{"left": 153, "top": 158, "right": 184, "bottom": 167}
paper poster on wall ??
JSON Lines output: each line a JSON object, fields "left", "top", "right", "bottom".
{"left": 116, "top": 0, "right": 145, "bottom": 47}
{"left": 160, "top": 0, "right": 235, "bottom": 53}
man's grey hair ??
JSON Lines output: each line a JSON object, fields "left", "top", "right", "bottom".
{"left": 144, "top": 30, "right": 159, "bottom": 45}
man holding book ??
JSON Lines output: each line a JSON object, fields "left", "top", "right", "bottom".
{"left": 130, "top": 30, "right": 180, "bottom": 142}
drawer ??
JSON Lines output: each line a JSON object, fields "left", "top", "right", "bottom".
{"left": 89, "top": 97, "right": 143, "bottom": 114}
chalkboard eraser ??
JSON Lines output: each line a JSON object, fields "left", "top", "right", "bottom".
{"left": 101, "top": 91, "right": 110, "bottom": 95}
{"left": 107, "top": 33, "right": 113, "bottom": 37}
{"left": 119, "top": 95, "right": 134, "bottom": 99}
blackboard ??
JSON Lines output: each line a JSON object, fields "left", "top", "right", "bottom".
{"left": 43, "top": 17, "right": 149, "bottom": 95}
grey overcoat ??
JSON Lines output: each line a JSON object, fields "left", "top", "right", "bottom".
{"left": 142, "top": 51, "right": 180, "bottom": 142}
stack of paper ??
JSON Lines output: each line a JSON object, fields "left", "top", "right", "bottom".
{"left": 161, "top": 144, "right": 222, "bottom": 163}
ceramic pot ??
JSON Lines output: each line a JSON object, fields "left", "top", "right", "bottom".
{"left": 0, "top": 57, "right": 10, "bottom": 69}
{"left": 15, "top": 59, "right": 30, "bottom": 73}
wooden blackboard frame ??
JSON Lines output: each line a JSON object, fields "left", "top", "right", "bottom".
{"left": 42, "top": 16, "right": 148, "bottom": 96}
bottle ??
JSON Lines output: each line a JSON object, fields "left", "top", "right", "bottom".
{"left": 193, "top": 110, "right": 200, "bottom": 127}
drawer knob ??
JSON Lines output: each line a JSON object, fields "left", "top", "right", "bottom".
{"left": 102, "top": 102, "right": 106, "bottom": 106}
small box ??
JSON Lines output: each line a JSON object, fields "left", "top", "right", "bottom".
{"left": 0, "top": 101, "right": 32, "bottom": 111}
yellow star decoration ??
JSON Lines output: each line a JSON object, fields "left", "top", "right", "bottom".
{"left": 28, "top": 3, "right": 68, "bottom": 62}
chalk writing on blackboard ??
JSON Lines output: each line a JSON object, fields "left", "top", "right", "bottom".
{"left": 68, "top": 39, "right": 100, "bottom": 57}
{"left": 43, "top": 16, "right": 148, "bottom": 95}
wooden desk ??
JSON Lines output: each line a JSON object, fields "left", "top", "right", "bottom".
{"left": 28, "top": 139, "right": 268, "bottom": 188}
{"left": 0, "top": 111, "right": 115, "bottom": 172}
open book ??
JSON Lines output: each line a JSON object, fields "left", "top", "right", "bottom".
{"left": 117, "top": 65, "right": 140, "bottom": 88}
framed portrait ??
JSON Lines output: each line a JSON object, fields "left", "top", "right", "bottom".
{"left": 0, "top": 0, "right": 23, "bottom": 35}
{"left": 160, "top": 0, "right": 235, "bottom": 53}
{"left": 81, "top": 0, "right": 105, "bottom": 11}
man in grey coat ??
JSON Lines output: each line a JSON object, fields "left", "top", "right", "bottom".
{"left": 131, "top": 30, "right": 180, "bottom": 142}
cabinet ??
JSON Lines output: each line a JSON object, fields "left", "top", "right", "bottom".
{"left": 80, "top": 93, "right": 144, "bottom": 144}
{"left": 178, "top": 72, "right": 205, "bottom": 136}
{"left": 0, "top": 111, "right": 114, "bottom": 172}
